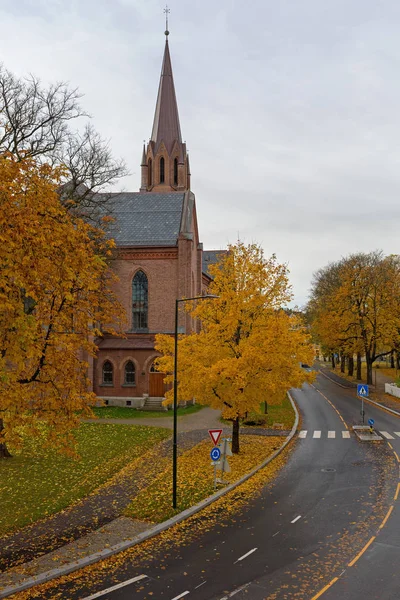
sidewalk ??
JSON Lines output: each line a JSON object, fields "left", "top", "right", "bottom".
{"left": 318, "top": 366, "right": 400, "bottom": 415}
{"left": 83, "top": 405, "right": 227, "bottom": 432}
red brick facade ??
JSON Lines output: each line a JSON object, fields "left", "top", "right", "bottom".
{"left": 90, "top": 37, "right": 213, "bottom": 403}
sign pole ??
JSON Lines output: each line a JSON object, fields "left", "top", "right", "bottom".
{"left": 362, "top": 397, "right": 364, "bottom": 424}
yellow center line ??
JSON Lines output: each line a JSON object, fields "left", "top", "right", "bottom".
{"left": 316, "top": 389, "right": 349, "bottom": 430}
{"left": 394, "top": 452, "right": 400, "bottom": 463}
{"left": 379, "top": 505, "right": 394, "bottom": 529}
{"left": 388, "top": 442, "right": 393, "bottom": 450}
{"left": 394, "top": 482, "right": 400, "bottom": 501}
{"left": 310, "top": 577, "right": 339, "bottom": 600}
{"left": 348, "top": 536, "right": 375, "bottom": 567}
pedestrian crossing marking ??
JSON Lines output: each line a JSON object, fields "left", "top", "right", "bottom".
{"left": 298, "top": 430, "right": 400, "bottom": 439}
{"left": 380, "top": 431, "right": 395, "bottom": 440}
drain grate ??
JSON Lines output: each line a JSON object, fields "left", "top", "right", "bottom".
{"left": 321, "top": 468, "right": 336, "bottom": 472}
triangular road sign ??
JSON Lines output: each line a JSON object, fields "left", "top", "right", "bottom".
{"left": 208, "top": 429, "right": 222, "bottom": 445}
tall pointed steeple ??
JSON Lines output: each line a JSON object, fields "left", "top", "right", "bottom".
{"left": 151, "top": 39, "right": 182, "bottom": 154}
{"left": 139, "top": 23, "right": 190, "bottom": 193}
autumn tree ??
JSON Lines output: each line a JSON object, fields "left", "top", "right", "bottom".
{"left": 155, "top": 242, "right": 314, "bottom": 453}
{"left": 0, "top": 155, "right": 124, "bottom": 457}
{"left": 308, "top": 251, "right": 400, "bottom": 385}
{"left": 0, "top": 63, "right": 128, "bottom": 224}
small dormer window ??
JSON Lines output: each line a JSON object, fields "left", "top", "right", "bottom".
{"left": 160, "top": 157, "right": 165, "bottom": 183}
{"left": 148, "top": 158, "right": 152, "bottom": 186}
{"left": 174, "top": 158, "right": 178, "bottom": 186}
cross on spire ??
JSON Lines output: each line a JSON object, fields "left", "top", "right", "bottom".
{"left": 164, "top": 5, "right": 170, "bottom": 37}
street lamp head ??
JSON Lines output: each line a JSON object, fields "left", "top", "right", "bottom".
{"left": 203, "top": 294, "right": 219, "bottom": 299}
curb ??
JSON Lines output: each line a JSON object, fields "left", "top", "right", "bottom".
{"left": 0, "top": 393, "right": 299, "bottom": 599}
{"left": 319, "top": 370, "right": 400, "bottom": 418}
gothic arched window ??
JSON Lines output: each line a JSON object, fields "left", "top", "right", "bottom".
{"left": 174, "top": 158, "right": 178, "bottom": 186}
{"left": 132, "top": 270, "right": 148, "bottom": 330}
{"left": 102, "top": 360, "right": 113, "bottom": 384}
{"left": 124, "top": 360, "right": 136, "bottom": 384}
{"left": 148, "top": 158, "right": 152, "bottom": 186}
{"left": 160, "top": 157, "right": 165, "bottom": 183}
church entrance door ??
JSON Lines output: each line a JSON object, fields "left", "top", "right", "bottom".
{"left": 149, "top": 372, "right": 165, "bottom": 397}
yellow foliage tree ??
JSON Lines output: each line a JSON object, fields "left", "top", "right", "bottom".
{"left": 155, "top": 242, "right": 314, "bottom": 453}
{"left": 308, "top": 252, "right": 400, "bottom": 384}
{"left": 0, "top": 155, "right": 124, "bottom": 457}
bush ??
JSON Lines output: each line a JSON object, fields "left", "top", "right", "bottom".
{"left": 243, "top": 414, "right": 267, "bottom": 426}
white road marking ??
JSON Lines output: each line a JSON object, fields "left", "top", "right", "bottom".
{"left": 81, "top": 575, "right": 148, "bottom": 600}
{"left": 380, "top": 431, "right": 395, "bottom": 439}
{"left": 394, "top": 432, "right": 400, "bottom": 437}
{"left": 219, "top": 582, "right": 252, "bottom": 598}
{"left": 272, "top": 531, "right": 280, "bottom": 537}
{"left": 328, "top": 431, "right": 335, "bottom": 438}
{"left": 342, "top": 431, "right": 351, "bottom": 438}
{"left": 171, "top": 592, "right": 190, "bottom": 600}
{"left": 194, "top": 581, "right": 207, "bottom": 590}
{"left": 299, "top": 430, "right": 307, "bottom": 438}
{"left": 291, "top": 515, "right": 302, "bottom": 523}
{"left": 313, "top": 431, "right": 321, "bottom": 438}
{"left": 234, "top": 547, "right": 258, "bottom": 563}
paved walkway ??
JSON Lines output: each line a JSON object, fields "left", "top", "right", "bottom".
{"left": 84, "top": 405, "right": 227, "bottom": 432}
{"left": 319, "top": 366, "right": 400, "bottom": 414}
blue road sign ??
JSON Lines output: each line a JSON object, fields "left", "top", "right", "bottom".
{"left": 368, "top": 418, "right": 375, "bottom": 426}
{"left": 210, "top": 447, "right": 221, "bottom": 462}
{"left": 357, "top": 384, "right": 369, "bottom": 397}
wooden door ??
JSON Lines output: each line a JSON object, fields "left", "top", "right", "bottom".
{"left": 149, "top": 372, "right": 165, "bottom": 397}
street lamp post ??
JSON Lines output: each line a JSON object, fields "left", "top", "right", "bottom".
{"left": 172, "top": 294, "right": 218, "bottom": 509}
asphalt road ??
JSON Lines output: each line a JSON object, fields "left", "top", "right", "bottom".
{"left": 33, "top": 374, "right": 399, "bottom": 600}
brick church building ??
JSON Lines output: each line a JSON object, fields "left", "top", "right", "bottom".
{"left": 90, "top": 32, "right": 221, "bottom": 407}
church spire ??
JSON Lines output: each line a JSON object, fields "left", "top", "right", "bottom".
{"left": 139, "top": 13, "right": 190, "bottom": 193}
{"left": 150, "top": 36, "right": 182, "bottom": 154}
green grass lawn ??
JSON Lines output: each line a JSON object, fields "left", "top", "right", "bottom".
{"left": 264, "top": 395, "right": 295, "bottom": 429}
{"left": 0, "top": 423, "right": 170, "bottom": 536}
{"left": 221, "top": 394, "right": 295, "bottom": 430}
{"left": 91, "top": 403, "right": 203, "bottom": 419}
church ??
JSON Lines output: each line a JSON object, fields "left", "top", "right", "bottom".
{"left": 90, "top": 30, "right": 222, "bottom": 408}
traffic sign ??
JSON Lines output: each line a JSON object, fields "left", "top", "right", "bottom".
{"left": 210, "top": 447, "right": 221, "bottom": 461}
{"left": 208, "top": 429, "right": 223, "bottom": 445}
{"left": 357, "top": 384, "right": 369, "bottom": 397}
{"left": 368, "top": 418, "right": 375, "bottom": 426}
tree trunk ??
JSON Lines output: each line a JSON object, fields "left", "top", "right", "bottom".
{"left": 331, "top": 353, "right": 335, "bottom": 369}
{"left": 0, "top": 419, "right": 12, "bottom": 458}
{"left": 348, "top": 355, "right": 354, "bottom": 377}
{"left": 340, "top": 354, "right": 345, "bottom": 373}
{"left": 397, "top": 351, "right": 400, "bottom": 370}
{"left": 231, "top": 417, "right": 240, "bottom": 454}
{"left": 366, "top": 353, "right": 373, "bottom": 385}
{"left": 391, "top": 350, "right": 395, "bottom": 369}
{"left": 356, "top": 353, "right": 362, "bottom": 380}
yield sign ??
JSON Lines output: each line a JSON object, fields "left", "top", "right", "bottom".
{"left": 208, "top": 429, "right": 222, "bottom": 446}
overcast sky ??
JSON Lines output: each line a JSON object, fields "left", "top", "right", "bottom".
{"left": 1, "top": 0, "right": 400, "bottom": 306}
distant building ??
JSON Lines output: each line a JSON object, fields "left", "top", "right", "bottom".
{"left": 90, "top": 32, "right": 223, "bottom": 406}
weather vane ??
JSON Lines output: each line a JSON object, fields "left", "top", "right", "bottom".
{"left": 164, "top": 5, "right": 170, "bottom": 37}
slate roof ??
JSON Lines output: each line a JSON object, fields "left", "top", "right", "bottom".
{"left": 202, "top": 250, "right": 227, "bottom": 278}
{"left": 107, "top": 192, "right": 185, "bottom": 247}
